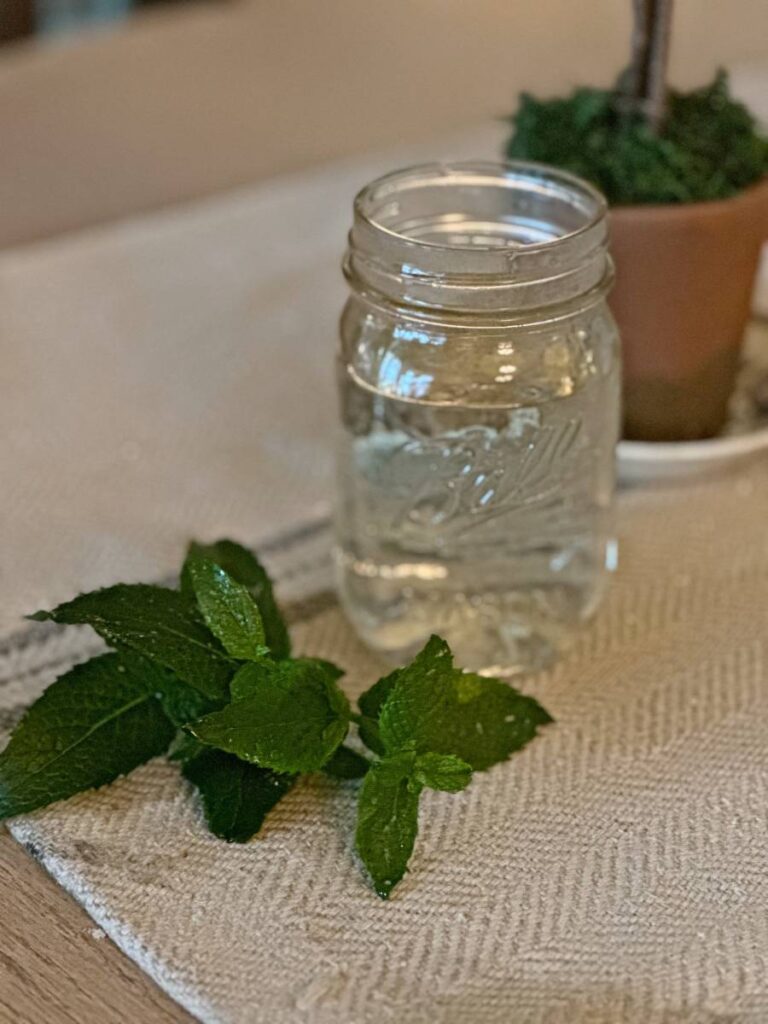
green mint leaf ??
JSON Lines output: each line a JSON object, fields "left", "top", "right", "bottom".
{"left": 323, "top": 745, "right": 370, "bottom": 780}
{"left": 358, "top": 668, "right": 400, "bottom": 719}
{"left": 309, "top": 658, "right": 345, "bottom": 682}
{"left": 110, "top": 651, "right": 221, "bottom": 729}
{"left": 413, "top": 752, "right": 472, "bottom": 792}
{"left": 228, "top": 656, "right": 341, "bottom": 702}
{"left": 152, "top": 667, "right": 221, "bottom": 762}
{"left": 357, "top": 668, "right": 400, "bottom": 755}
{"left": 168, "top": 732, "right": 207, "bottom": 763}
{"left": 357, "top": 715, "right": 384, "bottom": 756}
{"left": 0, "top": 653, "right": 174, "bottom": 819}
{"left": 355, "top": 750, "right": 421, "bottom": 899}
{"left": 189, "top": 659, "right": 350, "bottom": 773}
{"left": 378, "top": 636, "right": 553, "bottom": 771}
{"left": 31, "top": 584, "right": 234, "bottom": 701}
{"left": 184, "top": 554, "right": 267, "bottom": 660}
{"left": 154, "top": 672, "right": 220, "bottom": 729}
{"left": 182, "top": 747, "right": 294, "bottom": 843}
{"left": 182, "top": 540, "right": 292, "bottom": 659}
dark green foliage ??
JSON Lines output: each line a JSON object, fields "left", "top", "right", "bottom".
{"left": 323, "top": 745, "right": 370, "bottom": 780}
{"left": 8, "top": 541, "right": 554, "bottom": 899}
{"left": 354, "top": 635, "right": 552, "bottom": 897}
{"left": 154, "top": 670, "right": 221, "bottom": 729}
{"left": 182, "top": 540, "right": 291, "bottom": 659}
{"left": 182, "top": 747, "right": 295, "bottom": 843}
{"left": 413, "top": 752, "right": 472, "bottom": 793}
{"left": 184, "top": 553, "right": 268, "bottom": 661}
{"left": 506, "top": 71, "right": 768, "bottom": 205}
{"left": 31, "top": 584, "right": 234, "bottom": 700}
{"left": 0, "top": 654, "right": 174, "bottom": 818}
{"left": 355, "top": 751, "right": 423, "bottom": 899}
{"left": 375, "top": 636, "right": 552, "bottom": 772}
{"left": 189, "top": 658, "right": 350, "bottom": 774}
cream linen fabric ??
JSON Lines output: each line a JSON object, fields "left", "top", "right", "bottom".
{"left": 3, "top": 464, "right": 768, "bottom": 1024}
{"left": 2, "top": 129, "right": 768, "bottom": 1022}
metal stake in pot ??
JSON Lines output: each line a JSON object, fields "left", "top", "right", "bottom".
{"left": 623, "top": 0, "right": 675, "bottom": 130}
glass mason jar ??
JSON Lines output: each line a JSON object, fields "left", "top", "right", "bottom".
{"left": 334, "top": 161, "right": 620, "bottom": 674}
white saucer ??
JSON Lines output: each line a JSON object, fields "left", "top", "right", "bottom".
{"left": 618, "top": 427, "right": 768, "bottom": 484}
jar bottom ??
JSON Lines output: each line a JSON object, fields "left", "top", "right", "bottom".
{"left": 334, "top": 545, "right": 613, "bottom": 677}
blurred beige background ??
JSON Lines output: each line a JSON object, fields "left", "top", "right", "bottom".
{"left": 1, "top": 0, "right": 767, "bottom": 248}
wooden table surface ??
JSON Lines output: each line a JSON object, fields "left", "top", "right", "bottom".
{"left": 0, "top": 831, "right": 193, "bottom": 1023}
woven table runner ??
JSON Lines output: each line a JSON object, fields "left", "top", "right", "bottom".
{"left": 2, "top": 465, "right": 768, "bottom": 1024}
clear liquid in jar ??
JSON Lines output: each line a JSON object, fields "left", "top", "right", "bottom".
{"left": 334, "top": 342, "right": 619, "bottom": 675}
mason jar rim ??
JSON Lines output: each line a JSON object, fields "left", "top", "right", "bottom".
{"left": 352, "top": 159, "right": 608, "bottom": 255}
{"left": 346, "top": 160, "right": 611, "bottom": 313}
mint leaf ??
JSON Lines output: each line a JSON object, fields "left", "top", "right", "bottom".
{"left": 189, "top": 659, "right": 350, "bottom": 773}
{"left": 323, "top": 745, "right": 370, "bottom": 780}
{"left": 413, "top": 752, "right": 472, "bottom": 793}
{"left": 182, "top": 747, "right": 294, "bottom": 843}
{"left": 358, "top": 668, "right": 400, "bottom": 719}
{"left": 355, "top": 750, "right": 421, "bottom": 899}
{"left": 153, "top": 669, "right": 220, "bottom": 762}
{"left": 31, "top": 585, "right": 234, "bottom": 701}
{"left": 308, "top": 659, "right": 345, "bottom": 683}
{"left": 104, "top": 655, "right": 219, "bottom": 758}
{"left": 183, "top": 540, "right": 291, "bottom": 659}
{"left": 356, "top": 716, "right": 384, "bottom": 756}
{"left": 155, "top": 672, "right": 220, "bottom": 729}
{"left": 357, "top": 668, "right": 400, "bottom": 755}
{"left": 228, "top": 656, "right": 341, "bottom": 702}
{"left": 378, "top": 636, "right": 552, "bottom": 770}
{"left": 0, "top": 653, "right": 174, "bottom": 819}
{"left": 168, "top": 732, "right": 207, "bottom": 763}
{"left": 184, "top": 554, "right": 267, "bottom": 660}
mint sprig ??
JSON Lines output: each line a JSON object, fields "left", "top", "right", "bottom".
{"left": 0, "top": 539, "right": 553, "bottom": 898}
{"left": 354, "top": 746, "right": 473, "bottom": 898}
{"left": 376, "top": 635, "right": 553, "bottom": 771}
{"left": 352, "top": 636, "right": 551, "bottom": 896}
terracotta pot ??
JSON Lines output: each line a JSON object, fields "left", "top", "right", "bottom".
{"left": 608, "top": 178, "right": 768, "bottom": 441}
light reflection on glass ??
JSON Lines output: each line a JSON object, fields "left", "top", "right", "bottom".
{"left": 378, "top": 351, "right": 433, "bottom": 397}
{"left": 393, "top": 324, "right": 445, "bottom": 347}
{"left": 495, "top": 361, "right": 518, "bottom": 384}
{"left": 351, "top": 559, "right": 448, "bottom": 580}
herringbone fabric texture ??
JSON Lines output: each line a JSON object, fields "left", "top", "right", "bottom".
{"left": 3, "top": 464, "right": 768, "bottom": 1024}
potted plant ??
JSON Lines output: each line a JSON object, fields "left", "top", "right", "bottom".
{"left": 506, "top": 0, "right": 768, "bottom": 441}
